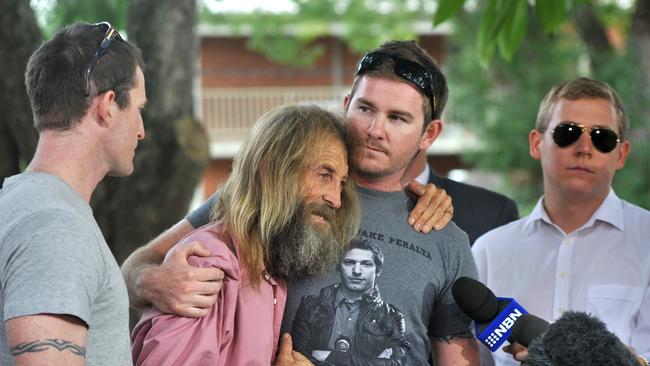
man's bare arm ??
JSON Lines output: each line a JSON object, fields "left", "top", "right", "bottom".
{"left": 6, "top": 314, "right": 87, "bottom": 366}
{"left": 432, "top": 334, "right": 480, "bottom": 366}
{"left": 120, "top": 219, "right": 224, "bottom": 317}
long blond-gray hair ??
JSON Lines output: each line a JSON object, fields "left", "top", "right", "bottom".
{"left": 212, "top": 104, "right": 360, "bottom": 285}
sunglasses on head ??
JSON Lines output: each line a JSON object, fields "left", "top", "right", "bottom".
{"left": 356, "top": 52, "right": 436, "bottom": 119}
{"left": 83, "top": 22, "right": 123, "bottom": 97}
{"left": 547, "top": 122, "right": 621, "bottom": 153}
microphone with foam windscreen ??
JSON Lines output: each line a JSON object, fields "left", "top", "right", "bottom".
{"left": 451, "top": 277, "right": 528, "bottom": 352}
{"left": 524, "top": 311, "right": 641, "bottom": 366}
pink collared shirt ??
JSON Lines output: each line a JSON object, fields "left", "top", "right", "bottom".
{"left": 131, "top": 223, "right": 287, "bottom": 366}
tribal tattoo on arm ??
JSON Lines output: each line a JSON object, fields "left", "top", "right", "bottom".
{"left": 11, "top": 338, "right": 86, "bottom": 357}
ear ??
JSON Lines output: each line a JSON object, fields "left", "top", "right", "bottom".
{"left": 96, "top": 90, "right": 118, "bottom": 128}
{"left": 529, "top": 129, "right": 542, "bottom": 160}
{"left": 418, "top": 119, "right": 443, "bottom": 151}
{"left": 343, "top": 94, "right": 351, "bottom": 112}
{"left": 615, "top": 140, "right": 631, "bottom": 170}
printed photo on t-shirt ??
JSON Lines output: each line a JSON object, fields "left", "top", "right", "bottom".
{"left": 290, "top": 239, "right": 410, "bottom": 364}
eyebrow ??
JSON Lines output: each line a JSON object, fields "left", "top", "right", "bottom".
{"left": 356, "top": 97, "right": 415, "bottom": 120}
{"left": 320, "top": 164, "right": 348, "bottom": 181}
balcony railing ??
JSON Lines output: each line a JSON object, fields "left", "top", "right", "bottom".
{"left": 201, "top": 86, "right": 349, "bottom": 140}
{"left": 200, "top": 85, "right": 478, "bottom": 158}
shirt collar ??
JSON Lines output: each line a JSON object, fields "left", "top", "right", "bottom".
{"left": 334, "top": 284, "right": 381, "bottom": 307}
{"left": 334, "top": 289, "right": 361, "bottom": 309}
{"left": 523, "top": 189, "right": 624, "bottom": 234}
{"left": 415, "top": 163, "right": 430, "bottom": 186}
{"left": 586, "top": 189, "right": 624, "bottom": 231}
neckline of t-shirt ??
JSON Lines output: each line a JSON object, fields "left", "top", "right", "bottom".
{"left": 18, "top": 172, "right": 92, "bottom": 214}
{"left": 356, "top": 185, "right": 410, "bottom": 201}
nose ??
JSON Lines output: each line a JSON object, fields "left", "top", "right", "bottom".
{"left": 352, "top": 262, "right": 362, "bottom": 275}
{"left": 574, "top": 129, "right": 592, "bottom": 155}
{"left": 323, "top": 182, "right": 342, "bottom": 209}
{"left": 137, "top": 118, "right": 145, "bottom": 140}
{"left": 366, "top": 116, "right": 386, "bottom": 140}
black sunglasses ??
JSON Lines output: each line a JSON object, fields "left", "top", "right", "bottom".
{"left": 356, "top": 52, "right": 436, "bottom": 119}
{"left": 83, "top": 22, "right": 123, "bottom": 97}
{"left": 547, "top": 122, "right": 621, "bottom": 153}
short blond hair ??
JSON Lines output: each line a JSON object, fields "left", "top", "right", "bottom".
{"left": 535, "top": 77, "right": 629, "bottom": 139}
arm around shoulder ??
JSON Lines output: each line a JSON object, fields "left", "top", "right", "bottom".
{"left": 121, "top": 219, "right": 225, "bottom": 317}
{"left": 131, "top": 238, "right": 239, "bottom": 366}
{"left": 120, "top": 219, "right": 195, "bottom": 309}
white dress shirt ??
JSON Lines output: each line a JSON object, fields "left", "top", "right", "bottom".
{"left": 415, "top": 162, "right": 430, "bottom": 185}
{"left": 472, "top": 189, "right": 650, "bottom": 365}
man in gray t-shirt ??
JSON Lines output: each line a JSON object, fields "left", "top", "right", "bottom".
{"left": 0, "top": 174, "right": 132, "bottom": 366}
{"left": 0, "top": 22, "right": 145, "bottom": 365}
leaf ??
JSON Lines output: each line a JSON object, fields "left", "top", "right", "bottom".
{"left": 497, "top": 0, "right": 528, "bottom": 61}
{"left": 433, "top": 0, "right": 467, "bottom": 26}
{"left": 535, "top": 0, "right": 567, "bottom": 34}
{"left": 477, "top": 0, "right": 500, "bottom": 66}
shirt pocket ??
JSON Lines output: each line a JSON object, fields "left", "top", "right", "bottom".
{"left": 587, "top": 284, "right": 643, "bottom": 340}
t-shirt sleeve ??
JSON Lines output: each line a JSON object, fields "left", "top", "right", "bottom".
{"left": 429, "top": 234, "right": 478, "bottom": 337}
{"left": 1, "top": 210, "right": 105, "bottom": 326}
{"left": 185, "top": 193, "right": 219, "bottom": 228}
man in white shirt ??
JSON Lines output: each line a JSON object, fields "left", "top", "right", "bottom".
{"left": 472, "top": 77, "right": 650, "bottom": 365}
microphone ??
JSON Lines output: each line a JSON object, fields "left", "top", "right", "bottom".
{"left": 510, "top": 313, "right": 550, "bottom": 347}
{"left": 451, "top": 277, "right": 528, "bottom": 352}
{"left": 525, "top": 311, "right": 641, "bottom": 366}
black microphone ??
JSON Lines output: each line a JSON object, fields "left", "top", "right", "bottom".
{"left": 510, "top": 313, "right": 550, "bottom": 348}
{"left": 525, "top": 311, "right": 640, "bottom": 366}
{"left": 452, "top": 277, "right": 528, "bottom": 352}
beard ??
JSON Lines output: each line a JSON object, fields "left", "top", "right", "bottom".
{"left": 268, "top": 202, "right": 344, "bottom": 280}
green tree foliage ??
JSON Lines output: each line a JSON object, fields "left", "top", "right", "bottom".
{"left": 445, "top": 10, "right": 583, "bottom": 210}
{"left": 201, "top": 0, "right": 431, "bottom": 66}
{"left": 445, "top": 3, "right": 650, "bottom": 211}
{"left": 34, "top": 0, "right": 128, "bottom": 37}
{"left": 435, "top": 0, "right": 570, "bottom": 64}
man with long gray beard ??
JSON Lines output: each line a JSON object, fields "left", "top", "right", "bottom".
{"left": 269, "top": 200, "right": 347, "bottom": 279}
{"left": 131, "top": 104, "right": 359, "bottom": 365}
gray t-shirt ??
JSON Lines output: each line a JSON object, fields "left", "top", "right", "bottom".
{"left": 0, "top": 173, "right": 132, "bottom": 366}
{"left": 188, "top": 187, "right": 477, "bottom": 364}
{"left": 186, "top": 192, "right": 216, "bottom": 228}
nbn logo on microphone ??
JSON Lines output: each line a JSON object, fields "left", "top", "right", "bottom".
{"left": 476, "top": 298, "right": 527, "bottom": 352}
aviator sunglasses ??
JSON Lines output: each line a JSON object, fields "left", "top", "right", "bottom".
{"left": 83, "top": 22, "right": 123, "bottom": 96}
{"left": 546, "top": 122, "right": 621, "bottom": 153}
{"left": 356, "top": 52, "right": 437, "bottom": 119}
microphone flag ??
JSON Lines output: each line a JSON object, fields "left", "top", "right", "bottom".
{"left": 475, "top": 297, "right": 527, "bottom": 352}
